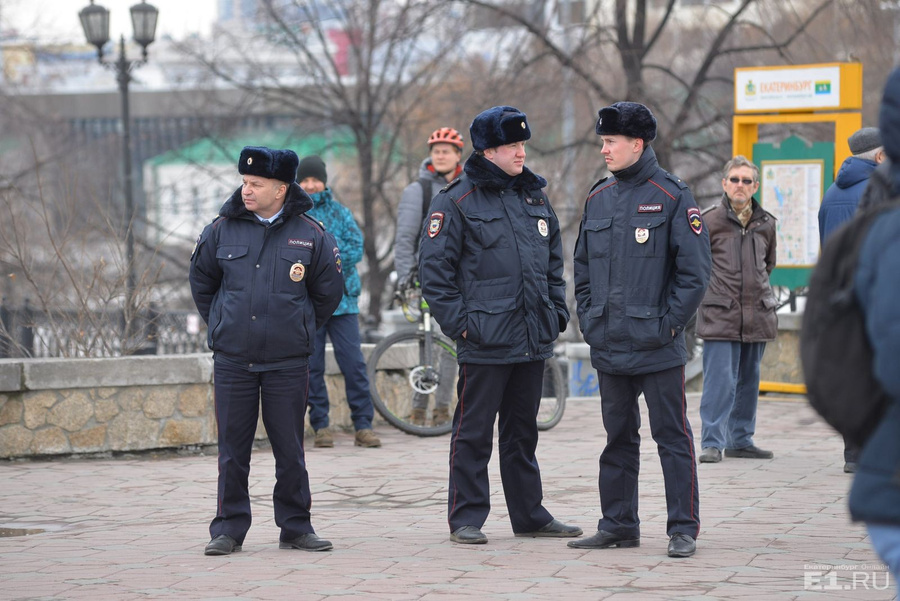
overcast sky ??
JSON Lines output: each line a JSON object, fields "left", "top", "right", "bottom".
{"left": 2, "top": 0, "right": 218, "bottom": 43}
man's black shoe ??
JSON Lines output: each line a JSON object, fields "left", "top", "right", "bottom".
{"left": 450, "top": 526, "right": 488, "bottom": 544}
{"left": 204, "top": 534, "right": 241, "bottom": 556}
{"left": 699, "top": 447, "right": 722, "bottom": 463}
{"left": 724, "top": 445, "right": 774, "bottom": 459}
{"left": 667, "top": 533, "right": 696, "bottom": 558}
{"left": 567, "top": 529, "right": 639, "bottom": 549}
{"left": 844, "top": 461, "right": 858, "bottom": 473}
{"left": 515, "top": 518, "right": 583, "bottom": 538}
{"left": 279, "top": 533, "right": 333, "bottom": 552}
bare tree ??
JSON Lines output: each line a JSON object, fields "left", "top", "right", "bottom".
{"left": 177, "top": 0, "right": 468, "bottom": 320}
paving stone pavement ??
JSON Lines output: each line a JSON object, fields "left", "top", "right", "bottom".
{"left": 0, "top": 394, "right": 896, "bottom": 601}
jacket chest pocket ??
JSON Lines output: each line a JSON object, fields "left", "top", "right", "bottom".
{"left": 583, "top": 218, "right": 612, "bottom": 258}
{"left": 216, "top": 245, "right": 250, "bottom": 290}
{"left": 277, "top": 247, "right": 314, "bottom": 296}
{"left": 628, "top": 215, "right": 667, "bottom": 257}
{"left": 465, "top": 210, "right": 510, "bottom": 251}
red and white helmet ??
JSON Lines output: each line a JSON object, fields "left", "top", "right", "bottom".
{"left": 428, "top": 127, "right": 464, "bottom": 149}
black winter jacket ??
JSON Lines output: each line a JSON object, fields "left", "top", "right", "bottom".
{"left": 418, "top": 153, "right": 569, "bottom": 365}
{"left": 189, "top": 183, "right": 344, "bottom": 370}
{"left": 573, "top": 147, "right": 711, "bottom": 375}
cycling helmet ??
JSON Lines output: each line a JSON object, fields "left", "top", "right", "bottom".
{"left": 428, "top": 127, "right": 464, "bottom": 149}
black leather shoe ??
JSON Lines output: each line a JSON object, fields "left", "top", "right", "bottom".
{"left": 450, "top": 526, "right": 488, "bottom": 544}
{"left": 279, "top": 533, "right": 333, "bottom": 552}
{"left": 204, "top": 534, "right": 241, "bottom": 556}
{"left": 844, "top": 461, "right": 858, "bottom": 473}
{"left": 515, "top": 518, "right": 583, "bottom": 538}
{"left": 699, "top": 447, "right": 722, "bottom": 463}
{"left": 724, "top": 445, "right": 774, "bottom": 459}
{"left": 567, "top": 529, "right": 639, "bottom": 549}
{"left": 667, "top": 533, "right": 696, "bottom": 557}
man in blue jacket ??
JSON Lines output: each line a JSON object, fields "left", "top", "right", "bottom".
{"left": 297, "top": 155, "right": 381, "bottom": 449}
{"left": 418, "top": 106, "right": 582, "bottom": 545}
{"left": 570, "top": 102, "right": 711, "bottom": 558}
{"left": 819, "top": 127, "right": 884, "bottom": 473}
{"left": 190, "top": 146, "right": 344, "bottom": 556}
{"left": 819, "top": 127, "right": 885, "bottom": 242}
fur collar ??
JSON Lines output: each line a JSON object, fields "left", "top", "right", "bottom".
{"left": 463, "top": 151, "right": 548, "bottom": 191}
{"left": 219, "top": 182, "right": 313, "bottom": 219}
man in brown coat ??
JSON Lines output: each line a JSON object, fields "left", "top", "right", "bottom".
{"left": 696, "top": 155, "right": 778, "bottom": 463}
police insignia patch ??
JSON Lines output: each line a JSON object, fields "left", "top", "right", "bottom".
{"left": 333, "top": 247, "right": 342, "bottom": 274}
{"left": 687, "top": 207, "right": 703, "bottom": 235}
{"left": 428, "top": 211, "right": 444, "bottom": 238}
{"left": 537, "top": 218, "right": 549, "bottom": 237}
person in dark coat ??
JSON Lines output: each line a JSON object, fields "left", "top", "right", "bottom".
{"left": 819, "top": 127, "right": 885, "bottom": 241}
{"left": 849, "top": 66, "right": 900, "bottom": 596}
{"left": 418, "top": 106, "right": 582, "bottom": 545}
{"left": 570, "top": 102, "right": 711, "bottom": 558}
{"left": 190, "top": 146, "right": 344, "bottom": 556}
{"left": 696, "top": 155, "right": 777, "bottom": 464}
{"left": 818, "top": 127, "right": 885, "bottom": 473}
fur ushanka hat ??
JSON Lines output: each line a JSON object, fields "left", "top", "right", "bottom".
{"left": 595, "top": 102, "right": 658, "bottom": 143}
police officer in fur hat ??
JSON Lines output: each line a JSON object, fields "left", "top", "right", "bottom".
{"left": 418, "top": 106, "right": 582, "bottom": 545}
{"left": 570, "top": 102, "right": 711, "bottom": 558}
{"left": 190, "top": 146, "right": 344, "bottom": 556}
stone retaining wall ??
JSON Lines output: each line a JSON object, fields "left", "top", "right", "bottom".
{"left": 0, "top": 350, "right": 363, "bottom": 460}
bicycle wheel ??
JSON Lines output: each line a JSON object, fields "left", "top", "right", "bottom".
{"left": 536, "top": 357, "right": 566, "bottom": 431}
{"left": 367, "top": 329, "right": 458, "bottom": 436}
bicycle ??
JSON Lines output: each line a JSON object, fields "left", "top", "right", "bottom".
{"left": 367, "top": 278, "right": 567, "bottom": 436}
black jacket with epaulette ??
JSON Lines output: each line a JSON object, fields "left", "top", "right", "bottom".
{"left": 418, "top": 153, "right": 569, "bottom": 365}
{"left": 189, "top": 183, "right": 344, "bottom": 370}
{"left": 573, "top": 146, "right": 711, "bottom": 375}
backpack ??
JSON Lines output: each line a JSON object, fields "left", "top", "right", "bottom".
{"left": 800, "top": 204, "right": 895, "bottom": 446}
{"left": 412, "top": 176, "right": 434, "bottom": 255}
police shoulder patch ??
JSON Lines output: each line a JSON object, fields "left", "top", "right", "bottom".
{"left": 427, "top": 211, "right": 445, "bottom": 238}
{"left": 687, "top": 207, "right": 703, "bottom": 235}
{"left": 333, "top": 246, "right": 342, "bottom": 273}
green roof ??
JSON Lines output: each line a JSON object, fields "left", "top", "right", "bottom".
{"left": 148, "top": 131, "right": 358, "bottom": 167}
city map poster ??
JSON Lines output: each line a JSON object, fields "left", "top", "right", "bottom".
{"left": 759, "top": 160, "right": 824, "bottom": 267}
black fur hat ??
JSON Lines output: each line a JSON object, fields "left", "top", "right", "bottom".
{"left": 469, "top": 106, "right": 531, "bottom": 151}
{"left": 238, "top": 146, "right": 299, "bottom": 183}
{"left": 595, "top": 102, "right": 657, "bottom": 143}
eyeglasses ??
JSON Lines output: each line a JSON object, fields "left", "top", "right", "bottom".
{"left": 728, "top": 177, "right": 755, "bottom": 185}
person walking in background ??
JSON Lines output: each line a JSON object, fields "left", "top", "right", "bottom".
{"left": 696, "top": 156, "right": 777, "bottom": 464}
{"left": 418, "top": 106, "right": 581, "bottom": 545}
{"left": 189, "top": 146, "right": 343, "bottom": 555}
{"left": 394, "top": 127, "right": 464, "bottom": 427}
{"left": 818, "top": 127, "right": 885, "bottom": 473}
{"left": 297, "top": 155, "right": 381, "bottom": 449}
{"left": 570, "top": 102, "right": 711, "bottom": 558}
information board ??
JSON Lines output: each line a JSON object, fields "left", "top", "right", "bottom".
{"left": 759, "top": 159, "right": 824, "bottom": 266}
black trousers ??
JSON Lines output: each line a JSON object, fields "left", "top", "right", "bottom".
{"left": 447, "top": 361, "right": 553, "bottom": 533}
{"left": 595, "top": 365, "right": 700, "bottom": 538}
{"left": 210, "top": 360, "right": 315, "bottom": 544}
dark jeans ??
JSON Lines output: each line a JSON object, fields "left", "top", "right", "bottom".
{"left": 210, "top": 360, "right": 314, "bottom": 543}
{"left": 307, "top": 313, "right": 374, "bottom": 431}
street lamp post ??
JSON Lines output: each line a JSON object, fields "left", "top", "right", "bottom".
{"left": 79, "top": 1, "right": 159, "bottom": 347}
